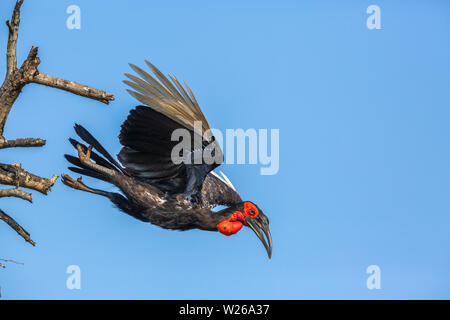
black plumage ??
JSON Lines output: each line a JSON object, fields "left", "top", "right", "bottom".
{"left": 62, "top": 61, "right": 272, "bottom": 258}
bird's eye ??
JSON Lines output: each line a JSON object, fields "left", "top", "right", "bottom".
{"left": 244, "top": 202, "right": 259, "bottom": 218}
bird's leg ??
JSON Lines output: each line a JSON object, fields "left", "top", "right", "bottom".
{"left": 61, "top": 174, "right": 146, "bottom": 221}
{"left": 61, "top": 174, "right": 111, "bottom": 198}
{"left": 76, "top": 144, "right": 115, "bottom": 177}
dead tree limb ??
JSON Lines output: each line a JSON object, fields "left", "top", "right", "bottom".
{"left": 0, "top": 0, "right": 115, "bottom": 246}
{"left": 0, "top": 137, "right": 46, "bottom": 149}
{"left": 0, "top": 209, "right": 35, "bottom": 246}
{"left": 32, "top": 73, "right": 114, "bottom": 104}
{"left": 0, "top": 188, "right": 32, "bottom": 202}
{"left": 0, "top": 163, "right": 58, "bottom": 195}
{"left": 0, "top": 258, "right": 24, "bottom": 268}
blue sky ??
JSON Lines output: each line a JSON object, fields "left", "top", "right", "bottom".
{"left": 0, "top": 0, "right": 449, "bottom": 299}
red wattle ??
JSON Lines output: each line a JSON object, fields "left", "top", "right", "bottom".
{"left": 217, "top": 220, "right": 243, "bottom": 236}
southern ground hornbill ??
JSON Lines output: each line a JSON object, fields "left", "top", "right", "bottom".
{"left": 62, "top": 61, "right": 272, "bottom": 258}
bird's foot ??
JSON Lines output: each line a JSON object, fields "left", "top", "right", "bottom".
{"left": 77, "top": 144, "right": 93, "bottom": 164}
{"left": 74, "top": 143, "right": 115, "bottom": 177}
{"left": 61, "top": 174, "right": 95, "bottom": 193}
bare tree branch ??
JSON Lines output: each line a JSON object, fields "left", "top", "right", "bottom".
{"left": 0, "top": 258, "right": 24, "bottom": 268}
{"left": 0, "top": 0, "right": 115, "bottom": 246}
{"left": 0, "top": 35, "right": 40, "bottom": 137}
{"left": 0, "top": 163, "right": 58, "bottom": 195}
{"left": 0, "top": 187, "right": 32, "bottom": 202}
{"left": 0, "top": 1, "right": 114, "bottom": 137}
{"left": 0, "top": 137, "right": 45, "bottom": 149}
{"left": 32, "top": 73, "right": 114, "bottom": 104}
{"left": 5, "top": 0, "right": 22, "bottom": 75}
{"left": 0, "top": 209, "right": 35, "bottom": 246}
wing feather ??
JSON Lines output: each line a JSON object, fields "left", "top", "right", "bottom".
{"left": 120, "top": 61, "right": 224, "bottom": 200}
{"left": 124, "top": 61, "right": 212, "bottom": 138}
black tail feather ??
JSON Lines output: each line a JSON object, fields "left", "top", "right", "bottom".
{"left": 64, "top": 154, "right": 84, "bottom": 168}
{"left": 64, "top": 124, "right": 126, "bottom": 183}
{"left": 67, "top": 166, "right": 109, "bottom": 182}
{"left": 74, "top": 124, "right": 124, "bottom": 173}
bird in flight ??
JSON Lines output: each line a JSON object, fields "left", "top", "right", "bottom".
{"left": 62, "top": 61, "right": 272, "bottom": 258}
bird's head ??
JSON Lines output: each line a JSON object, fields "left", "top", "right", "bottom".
{"left": 217, "top": 201, "right": 272, "bottom": 259}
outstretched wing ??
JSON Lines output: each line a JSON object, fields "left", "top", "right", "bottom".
{"left": 119, "top": 61, "right": 223, "bottom": 201}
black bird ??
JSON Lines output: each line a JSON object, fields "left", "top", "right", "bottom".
{"left": 62, "top": 61, "right": 272, "bottom": 258}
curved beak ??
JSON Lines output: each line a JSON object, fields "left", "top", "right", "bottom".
{"left": 245, "top": 213, "right": 272, "bottom": 259}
